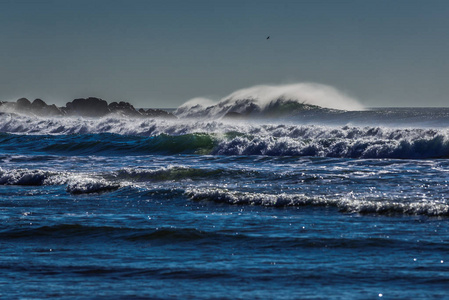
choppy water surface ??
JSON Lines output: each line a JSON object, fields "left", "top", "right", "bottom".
{"left": 1, "top": 108, "right": 449, "bottom": 299}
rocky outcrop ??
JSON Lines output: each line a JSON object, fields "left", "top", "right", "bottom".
{"left": 64, "top": 97, "right": 110, "bottom": 117}
{"left": 17, "top": 98, "right": 32, "bottom": 109}
{"left": 0, "top": 98, "right": 63, "bottom": 116}
{"left": 108, "top": 101, "right": 140, "bottom": 117}
{"left": 32, "top": 99, "right": 62, "bottom": 116}
{"left": 31, "top": 98, "right": 47, "bottom": 109}
{"left": 0, "top": 97, "right": 176, "bottom": 119}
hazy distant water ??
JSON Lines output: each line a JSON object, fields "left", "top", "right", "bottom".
{"left": 1, "top": 107, "right": 449, "bottom": 299}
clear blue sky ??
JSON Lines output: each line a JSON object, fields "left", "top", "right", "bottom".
{"left": 1, "top": 0, "right": 448, "bottom": 107}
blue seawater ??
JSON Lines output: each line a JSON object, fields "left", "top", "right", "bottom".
{"left": 1, "top": 108, "right": 449, "bottom": 299}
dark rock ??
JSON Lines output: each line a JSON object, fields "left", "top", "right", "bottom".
{"left": 42, "top": 104, "right": 63, "bottom": 116}
{"left": 108, "top": 102, "right": 119, "bottom": 110}
{"left": 1, "top": 96, "right": 175, "bottom": 119}
{"left": 65, "top": 97, "right": 110, "bottom": 117}
{"left": 25, "top": 98, "right": 63, "bottom": 116}
{"left": 31, "top": 98, "right": 47, "bottom": 109}
{"left": 108, "top": 101, "right": 140, "bottom": 116}
{"left": 16, "top": 98, "right": 31, "bottom": 109}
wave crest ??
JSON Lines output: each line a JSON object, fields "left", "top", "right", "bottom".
{"left": 185, "top": 188, "right": 449, "bottom": 216}
{"left": 66, "top": 177, "right": 121, "bottom": 194}
{"left": 0, "top": 167, "right": 68, "bottom": 186}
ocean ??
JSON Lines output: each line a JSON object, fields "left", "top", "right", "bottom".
{"left": 1, "top": 106, "right": 449, "bottom": 299}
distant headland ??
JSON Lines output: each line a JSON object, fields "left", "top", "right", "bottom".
{"left": 0, "top": 97, "right": 175, "bottom": 118}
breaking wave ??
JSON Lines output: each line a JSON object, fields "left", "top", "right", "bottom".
{"left": 211, "top": 127, "right": 449, "bottom": 158}
{"left": 0, "top": 167, "right": 120, "bottom": 195}
{"left": 175, "top": 83, "right": 363, "bottom": 118}
{"left": 0, "top": 167, "right": 68, "bottom": 186}
{"left": 1, "top": 125, "right": 449, "bottom": 159}
{"left": 185, "top": 188, "right": 449, "bottom": 217}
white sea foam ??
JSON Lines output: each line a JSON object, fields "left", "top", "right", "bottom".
{"left": 0, "top": 167, "right": 68, "bottom": 186}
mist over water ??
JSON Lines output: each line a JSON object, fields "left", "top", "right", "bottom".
{"left": 223, "top": 83, "right": 364, "bottom": 110}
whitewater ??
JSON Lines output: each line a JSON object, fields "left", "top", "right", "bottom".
{"left": 1, "top": 83, "right": 449, "bottom": 299}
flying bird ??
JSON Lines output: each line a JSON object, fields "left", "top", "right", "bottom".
{"left": 266, "top": 36, "right": 270, "bottom": 40}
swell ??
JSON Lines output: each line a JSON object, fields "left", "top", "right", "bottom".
{"left": 0, "top": 224, "right": 215, "bottom": 242}
{"left": 105, "top": 166, "right": 257, "bottom": 182}
{"left": 1, "top": 223, "right": 444, "bottom": 251}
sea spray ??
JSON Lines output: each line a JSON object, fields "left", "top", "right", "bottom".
{"left": 175, "top": 83, "right": 364, "bottom": 118}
